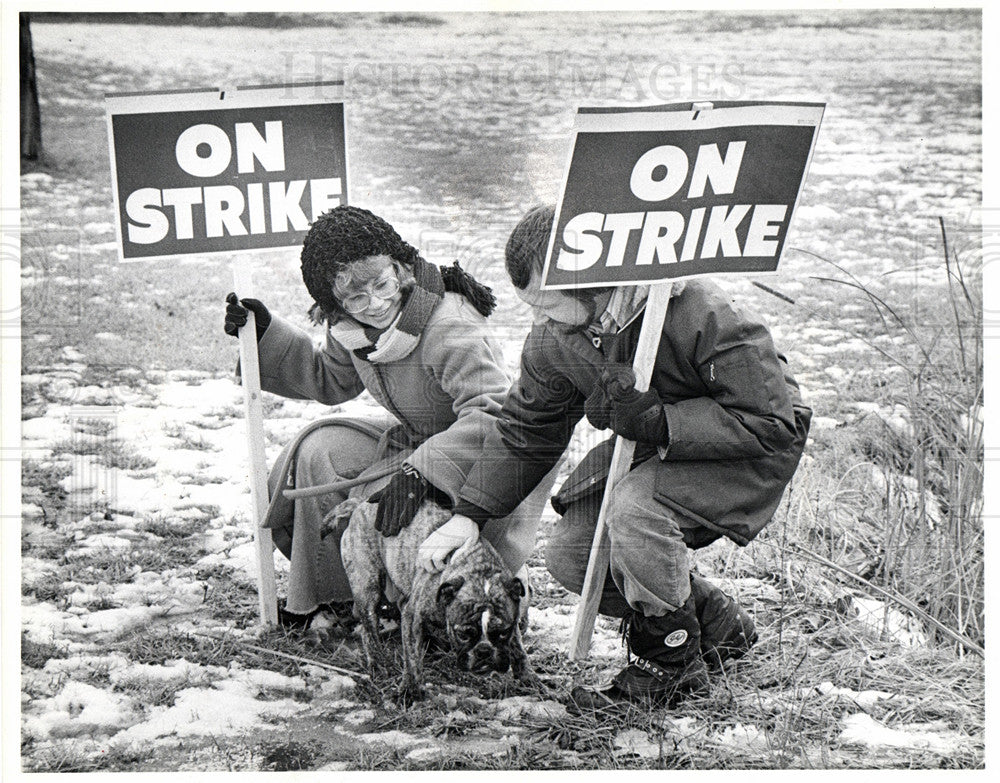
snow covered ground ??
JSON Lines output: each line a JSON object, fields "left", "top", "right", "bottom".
{"left": 18, "top": 367, "right": 982, "bottom": 770}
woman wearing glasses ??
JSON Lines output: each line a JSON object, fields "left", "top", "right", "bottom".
{"left": 224, "top": 205, "right": 548, "bottom": 628}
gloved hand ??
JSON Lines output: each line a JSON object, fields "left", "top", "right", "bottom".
{"left": 586, "top": 363, "right": 669, "bottom": 445}
{"left": 418, "top": 515, "right": 480, "bottom": 573}
{"left": 370, "top": 464, "right": 428, "bottom": 537}
{"left": 224, "top": 293, "right": 271, "bottom": 341}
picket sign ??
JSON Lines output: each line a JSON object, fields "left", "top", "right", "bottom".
{"left": 232, "top": 264, "right": 278, "bottom": 626}
{"left": 569, "top": 281, "right": 673, "bottom": 660}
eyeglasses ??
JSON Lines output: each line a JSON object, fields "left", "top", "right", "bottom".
{"left": 340, "top": 275, "right": 402, "bottom": 314}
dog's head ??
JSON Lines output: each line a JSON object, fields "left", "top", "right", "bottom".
{"left": 435, "top": 571, "right": 525, "bottom": 675}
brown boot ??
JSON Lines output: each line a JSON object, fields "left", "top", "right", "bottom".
{"left": 570, "top": 597, "right": 709, "bottom": 711}
{"left": 689, "top": 573, "right": 758, "bottom": 669}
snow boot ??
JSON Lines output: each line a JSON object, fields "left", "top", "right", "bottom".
{"left": 689, "top": 573, "right": 758, "bottom": 669}
{"left": 570, "top": 596, "right": 710, "bottom": 710}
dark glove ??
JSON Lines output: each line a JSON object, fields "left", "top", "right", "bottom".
{"left": 584, "top": 363, "right": 635, "bottom": 430}
{"left": 224, "top": 292, "right": 271, "bottom": 341}
{"left": 587, "top": 363, "right": 669, "bottom": 445}
{"left": 371, "top": 464, "right": 429, "bottom": 537}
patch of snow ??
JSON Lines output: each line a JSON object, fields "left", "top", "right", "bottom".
{"left": 23, "top": 681, "right": 139, "bottom": 740}
{"left": 234, "top": 665, "right": 307, "bottom": 694}
{"left": 528, "top": 606, "right": 622, "bottom": 660}
{"left": 355, "top": 729, "right": 434, "bottom": 752}
{"left": 655, "top": 714, "right": 704, "bottom": 742}
{"left": 342, "top": 708, "right": 376, "bottom": 727}
{"left": 68, "top": 533, "right": 137, "bottom": 555}
{"left": 21, "top": 556, "right": 61, "bottom": 582}
{"left": 795, "top": 204, "right": 842, "bottom": 222}
{"left": 809, "top": 416, "right": 841, "bottom": 431}
{"left": 316, "top": 761, "right": 353, "bottom": 771}
{"left": 76, "top": 606, "right": 193, "bottom": 636}
{"left": 613, "top": 728, "right": 662, "bottom": 759}
{"left": 315, "top": 675, "right": 356, "bottom": 700}
{"left": 22, "top": 503, "right": 45, "bottom": 519}
{"left": 68, "top": 573, "right": 206, "bottom": 613}
{"left": 196, "top": 540, "right": 260, "bottom": 582}
{"left": 117, "top": 677, "right": 309, "bottom": 743}
{"left": 492, "top": 696, "right": 568, "bottom": 722}
{"left": 405, "top": 745, "right": 446, "bottom": 762}
{"left": 109, "top": 660, "right": 220, "bottom": 690}
{"left": 42, "top": 653, "right": 131, "bottom": 677}
{"left": 850, "top": 596, "right": 928, "bottom": 647}
{"left": 816, "top": 681, "right": 904, "bottom": 711}
{"left": 839, "top": 713, "right": 968, "bottom": 754}
{"left": 21, "top": 172, "right": 54, "bottom": 186}
{"left": 22, "top": 416, "right": 73, "bottom": 441}
{"left": 714, "top": 723, "right": 771, "bottom": 753}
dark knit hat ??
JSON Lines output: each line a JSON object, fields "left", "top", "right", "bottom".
{"left": 301, "top": 205, "right": 420, "bottom": 322}
{"left": 302, "top": 204, "right": 497, "bottom": 325}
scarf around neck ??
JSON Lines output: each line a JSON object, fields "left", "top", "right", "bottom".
{"left": 327, "top": 256, "right": 446, "bottom": 364}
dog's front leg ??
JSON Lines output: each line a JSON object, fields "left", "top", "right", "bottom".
{"left": 398, "top": 600, "right": 425, "bottom": 703}
{"left": 510, "top": 629, "right": 544, "bottom": 691}
{"left": 357, "top": 600, "right": 383, "bottom": 674}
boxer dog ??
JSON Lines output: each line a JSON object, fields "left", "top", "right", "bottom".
{"left": 338, "top": 498, "right": 535, "bottom": 700}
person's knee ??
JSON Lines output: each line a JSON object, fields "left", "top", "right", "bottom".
{"left": 295, "top": 430, "right": 337, "bottom": 474}
{"left": 605, "top": 476, "right": 646, "bottom": 530}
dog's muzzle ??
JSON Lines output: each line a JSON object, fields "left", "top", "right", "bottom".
{"left": 465, "top": 640, "right": 511, "bottom": 674}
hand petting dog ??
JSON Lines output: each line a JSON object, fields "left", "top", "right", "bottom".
{"left": 418, "top": 515, "right": 479, "bottom": 572}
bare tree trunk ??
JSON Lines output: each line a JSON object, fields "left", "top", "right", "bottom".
{"left": 21, "top": 13, "right": 42, "bottom": 162}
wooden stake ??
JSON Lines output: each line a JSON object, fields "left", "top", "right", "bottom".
{"left": 232, "top": 264, "right": 278, "bottom": 627}
{"left": 569, "top": 282, "right": 673, "bottom": 660}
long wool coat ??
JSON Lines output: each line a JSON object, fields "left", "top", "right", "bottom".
{"left": 458, "top": 280, "right": 812, "bottom": 546}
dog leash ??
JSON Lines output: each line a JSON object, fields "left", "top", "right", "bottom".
{"left": 281, "top": 458, "right": 401, "bottom": 499}
{"left": 278, "top": 417, "right": 417, "bottom": 500}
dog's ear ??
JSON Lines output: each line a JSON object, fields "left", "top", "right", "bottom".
{"left": 437, "top": 578, "right": 465, "bottom": 607}
{"left": 504, "top": 576, "right": 525, "bottom": 603}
